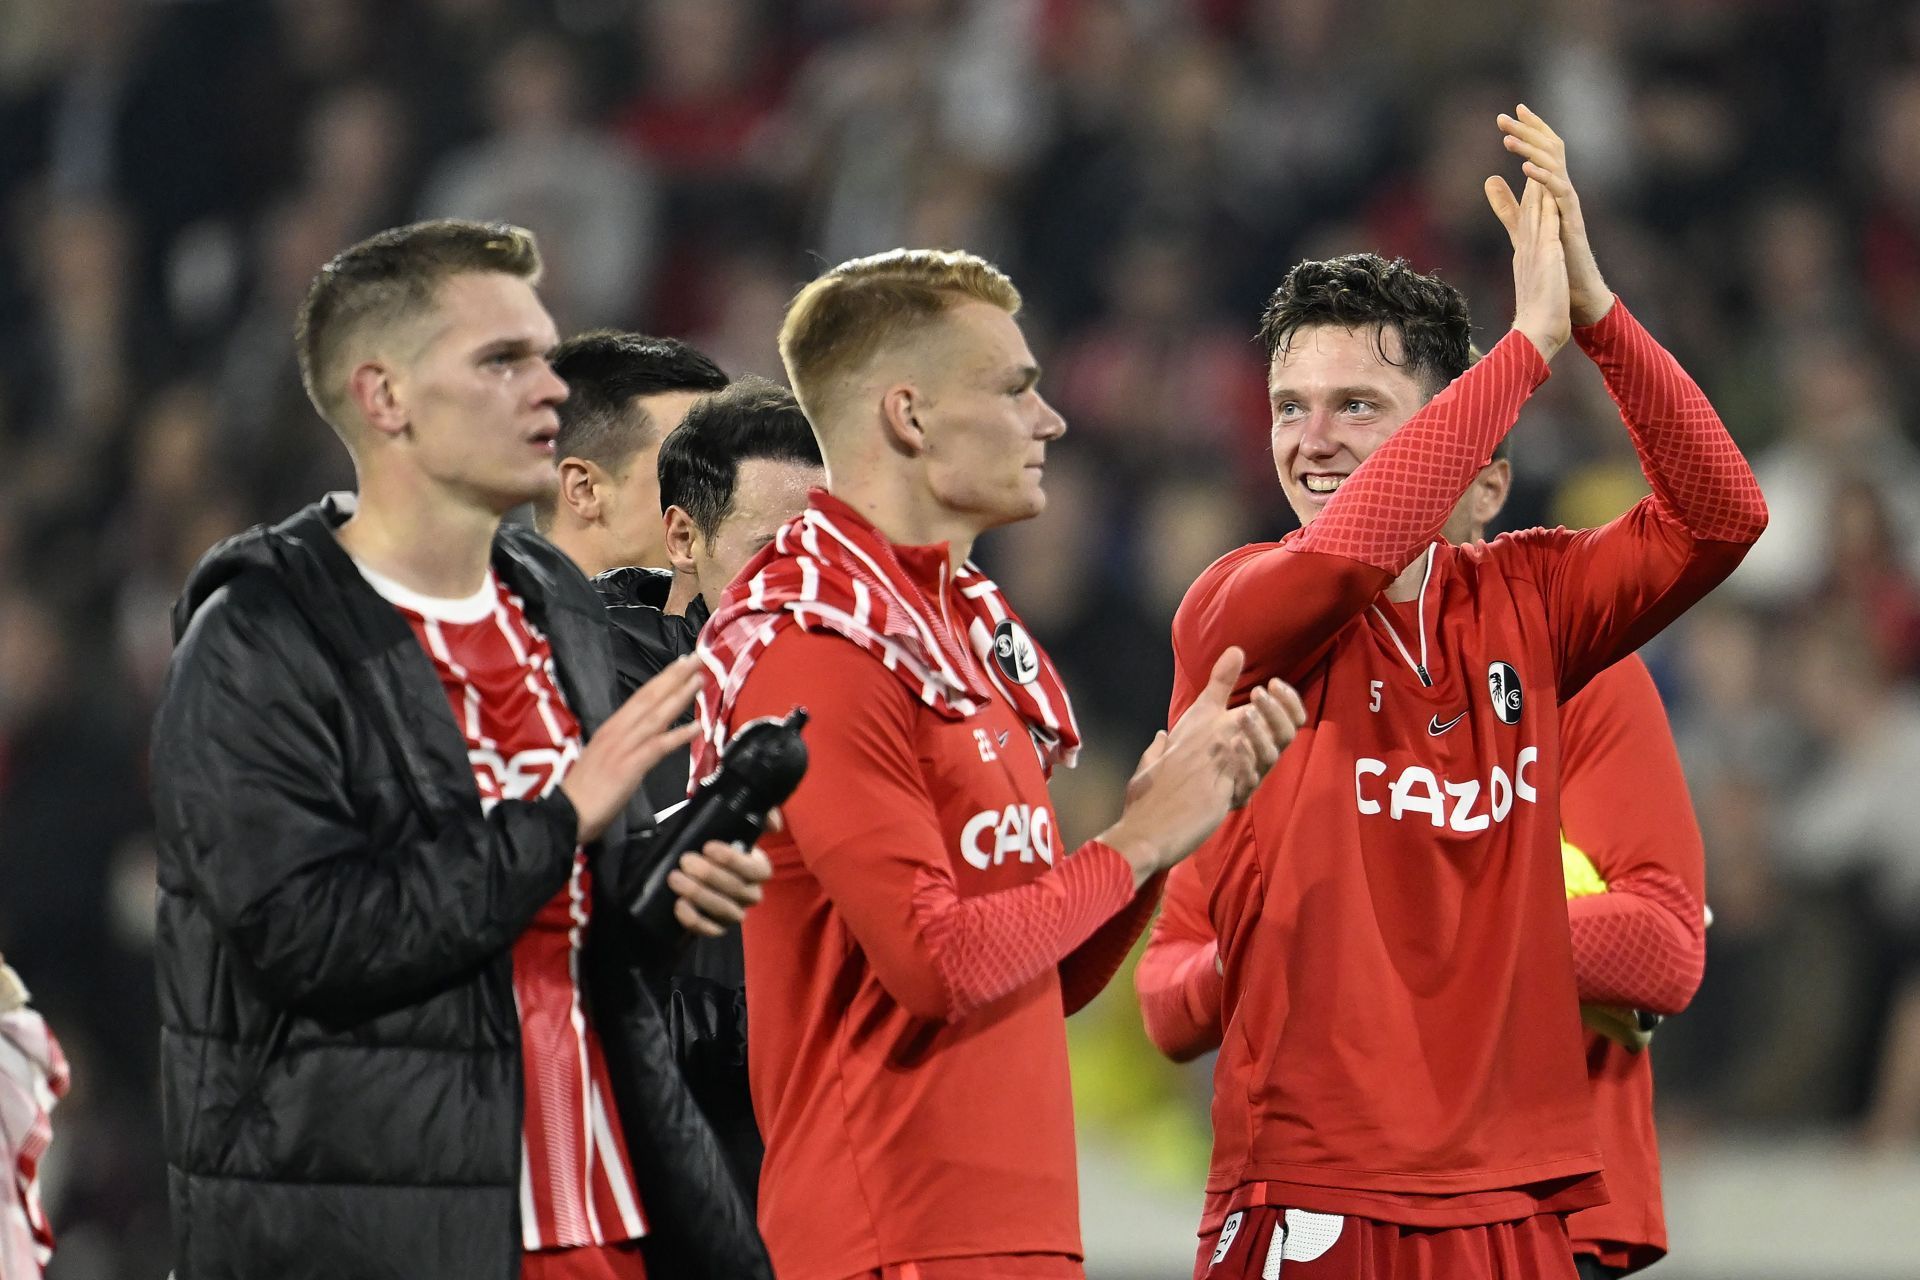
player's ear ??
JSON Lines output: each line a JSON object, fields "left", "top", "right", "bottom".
{"left": 663, "top": 504, "right": 700, "bottom": 574}
{"left": 558, "top": 457, "right": 602, "bottom": 521}
{"left": 1473, "top": 459, "right": 1513, "bottom": 527}
{"left": 879, "top": 384, "right": 926, "bottom": 457}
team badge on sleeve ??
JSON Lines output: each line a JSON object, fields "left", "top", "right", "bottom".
{"left": 1487, "top": 660, "right": 1523, "bottom": 725}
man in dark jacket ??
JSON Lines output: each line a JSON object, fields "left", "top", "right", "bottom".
{"left": 151, "top": 220, "right": 774, "bottom": 1280}
{"left": 561, "top": 371, "right": 823, "bottom": 1204}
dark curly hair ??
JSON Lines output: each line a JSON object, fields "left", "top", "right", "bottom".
{"left": 1257, "top": 253, "right": 1473, "bottom": 395}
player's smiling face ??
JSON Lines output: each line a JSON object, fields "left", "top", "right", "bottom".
{"left": 1269, "top": 323, "right": 1434, "bottom": 527}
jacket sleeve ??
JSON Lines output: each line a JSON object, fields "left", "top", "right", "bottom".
{"left": 1558, "top": 654, "right": 1708, "bottom": 1015}
{"left": 1170, "top": 333, "right": 1549, "bottom": 714}
{"left": 1058, "top": 870, "right": 1165, "bottom": 1018}
{"left": 1134, "top": 856, "right": 1225, "bottom": 1061}
{"left": 731, "top": 630, "right": 1134, "bottom": 1024}
{"left": 152, "top": 583, "right": 579, "bottom": 1021}
{"left": 1502, "top": 299, "right": 1769, "bottom": 699}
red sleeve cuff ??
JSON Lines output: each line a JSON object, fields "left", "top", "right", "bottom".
{"left": 1493, "top": 325, "right": 1555, "bottom": 389}
{"left": 1571, "top": 293, "right": 1631, "bottom": 355}
{"left": 1071, "top": 840, "right": 1139, "bottom": 912}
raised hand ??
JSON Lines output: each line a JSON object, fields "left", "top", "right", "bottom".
{"left": 1486, "top": 174, "right": 1570, "bottom": 363}
{"left": 1491, "top": 104, "right": 1613, "bottom": 327}
{"left": 1102, "top": 647, "right": 1308, "bottom": 888}
{"left": 561, "top": 654, "right": 705, "bottom": 843}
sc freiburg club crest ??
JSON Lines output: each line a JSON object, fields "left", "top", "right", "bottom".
{"left": 992, "top": 618, "right": 1041, "bottom": 685}
{"left": 1487, "top": 660, "right": 1523, "bottom": 725}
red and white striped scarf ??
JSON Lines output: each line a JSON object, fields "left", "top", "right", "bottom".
{"left": 0, "top": 963, "right": 68, "bottom": 1278}
{"left": 693, "top": 490, "right": 1080, "bottom": 781}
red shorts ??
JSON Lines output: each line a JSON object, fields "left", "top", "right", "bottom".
{"left": 860, "top": 1255, "right": 1084, "bottom": 1279}
{"left": 1196, "top": 1207, "right": 1578, "bottom": 1280}
{"left": 521, "top": 1241, "right": 649, "bottom": 1280}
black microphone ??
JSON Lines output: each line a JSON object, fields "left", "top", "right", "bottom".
{"left": 631, "top": 707, "right": 809, "bottom": 944}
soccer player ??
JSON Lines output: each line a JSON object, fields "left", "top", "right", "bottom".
{"left": 1138, "top": 445, "right": 1709, "bottom": 1279}
{"left": 1160, "top": 109, "right": 1764, "bottom": 1278}
{"left": 694, "top": 248, "right": 1309, "bottom": 1280}
{"left": 587, "top": 375, "right": 826, "bottom": 1203}
{"left": 534, "top": 330, "right": 729, "bottom": 578}
{"left": 151, "top": 220, "right": 773, "bottom": 1280}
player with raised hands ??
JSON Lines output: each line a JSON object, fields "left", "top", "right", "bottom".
{"left": 1163, "top": 112, "right": 1763, "bottom": 1279}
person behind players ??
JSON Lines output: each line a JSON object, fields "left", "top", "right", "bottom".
{"left": 0, "top": 955, "right": 67, "bottom": 1280}
{"left": 1138, "top": 440, "right": 1710, "bottom": 1279}
{"left": 533, "top": 331, "right": 728, "bottom": 578}
{"left": 585, "top": 375, "right": 825, "bottom": 1204}
{"left": 694, "top": 248, "right": 1309, "bottom": 1280}
{"left": 151, "top": 220, "right": 773, "bottom": 1280}
{"left": 596, "top": 376, "right": 827, "bottom": 805}
{"left": 1163, "top": 109, "right": 1764, "bottom": 1279}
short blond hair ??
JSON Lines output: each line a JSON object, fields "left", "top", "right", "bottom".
{"left": 778, "top": 248, "right": 1022, "bottom": 425}
{"left": 296, "top": 219, "right": 542, "bottom": 433}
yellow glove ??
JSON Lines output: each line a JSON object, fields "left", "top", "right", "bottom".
{"left": 1562, "top": 835, "right": 1657, "bottom": 1050}
{"left": 1562, "top": 835, "right": 1608, "bottom": 899}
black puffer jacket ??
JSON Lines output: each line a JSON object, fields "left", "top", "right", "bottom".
{"left": 596, "top": 566, "right": 707, "bottom": 813}
{"left": 152, "top": 495, "right": 771, "bottom": 1280}
{"left": 591, "top": 567, "right": 761, "bottom": 1204}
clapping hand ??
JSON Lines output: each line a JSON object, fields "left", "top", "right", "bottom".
{"left": 1486, "top": 104, "right": 1614, "bottom": 328}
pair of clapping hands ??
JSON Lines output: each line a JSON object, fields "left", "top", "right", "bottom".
{"left": 573, "top": 644, "right": 1310, "bottom": 924}
{"left": 1490, "top": 105, "right": 1617, "bottom": 362}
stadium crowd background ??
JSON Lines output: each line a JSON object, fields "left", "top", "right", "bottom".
{"left": 1, "top": 0, "right": 1918, "bottom": 1274}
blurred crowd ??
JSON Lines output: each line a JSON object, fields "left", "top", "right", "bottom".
{"left": 1, "top": 0, "right": 1919, "bottom": 1273}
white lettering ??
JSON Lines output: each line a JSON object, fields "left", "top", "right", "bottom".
{"left": 469, "top": 744, "right": 578, "bottom": 805}
{"left": 1489, "top": 766, "right": 1513, "bottom": 824}
{"left": 995, "top": 806, "right": 1027, "bottom": 865}
{"left": 960, "top": 810, "right": 997, "bottom": 870}
{"left": 1355, "top": 758, "right": 1386, "bottom": 814}
{"left": 1444, "top": 778, "right": 1487, "bottom": 832}
{"left": 960, "top": 804, "right": 1057, "bottom": 870}
{"left": 1388, "top": 766, "right": 1445, "bottom": 827}
{"left": 1029, "top": 806, "right": 1055, "bottom": 866}
{"left": 1352, "top": 747, "right": 1540, "bottom": 833}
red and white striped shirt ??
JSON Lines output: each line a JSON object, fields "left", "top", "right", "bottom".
{"left": 359, "top": 564, "right": 648, "bottom": 1253}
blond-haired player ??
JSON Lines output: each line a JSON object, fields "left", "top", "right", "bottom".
{"left": 690, "top": 248, "right": 1308, "bottom": 1280}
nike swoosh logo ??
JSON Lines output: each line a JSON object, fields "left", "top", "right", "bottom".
{"left": 995, "top": 731, "right": 1010, "bottom": 748}
{"left": 1427, "top": 711, "right": 1467, "bottom": 736}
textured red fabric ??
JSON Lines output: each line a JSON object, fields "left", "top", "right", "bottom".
{"left": 865, "top": 1253, "right": 1083, "bottom": 1279}
{"left": 1059, "top": 866, "right": 1168, "bottom": 1017}
{"left": 1575, "top": 301, "right": 1769, "bottom": 545}
{"left": 520, "top": 1242, "right": 648, "bottom": 1280}
{"left": 1143, "top": 655, "right": 1702, "bottom": 1269}
{"left": 1566, "top": 868, "right": 1704, "bottom": 1014}
{"left": 1196, "top": 1207, "right": 1578, "bottom": 1280}
{"left": 1297, "top": 331, "right": 1548, "bottom": 570}
{"left": 694, "top": 489, "right": 1079, "bottom": 783}
{"left": 915, "top": 840, "right": 1134, "bottom": 1020}
{"left": 1557, "top": 652, "right": 1707, "bottom": 1269}
{"left": 1134, "top": 857, "right": 1222, "bottom": 1061}
{"left": 1165, "top": 296, "right": 1759, "bottom": 1231}
{"left": 727, "top": 604, "right": 1150, "bottom": 1278}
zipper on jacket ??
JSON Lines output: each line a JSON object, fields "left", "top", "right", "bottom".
{"left": 1369, "top": 546, "right": 1436, "bottom": 687}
